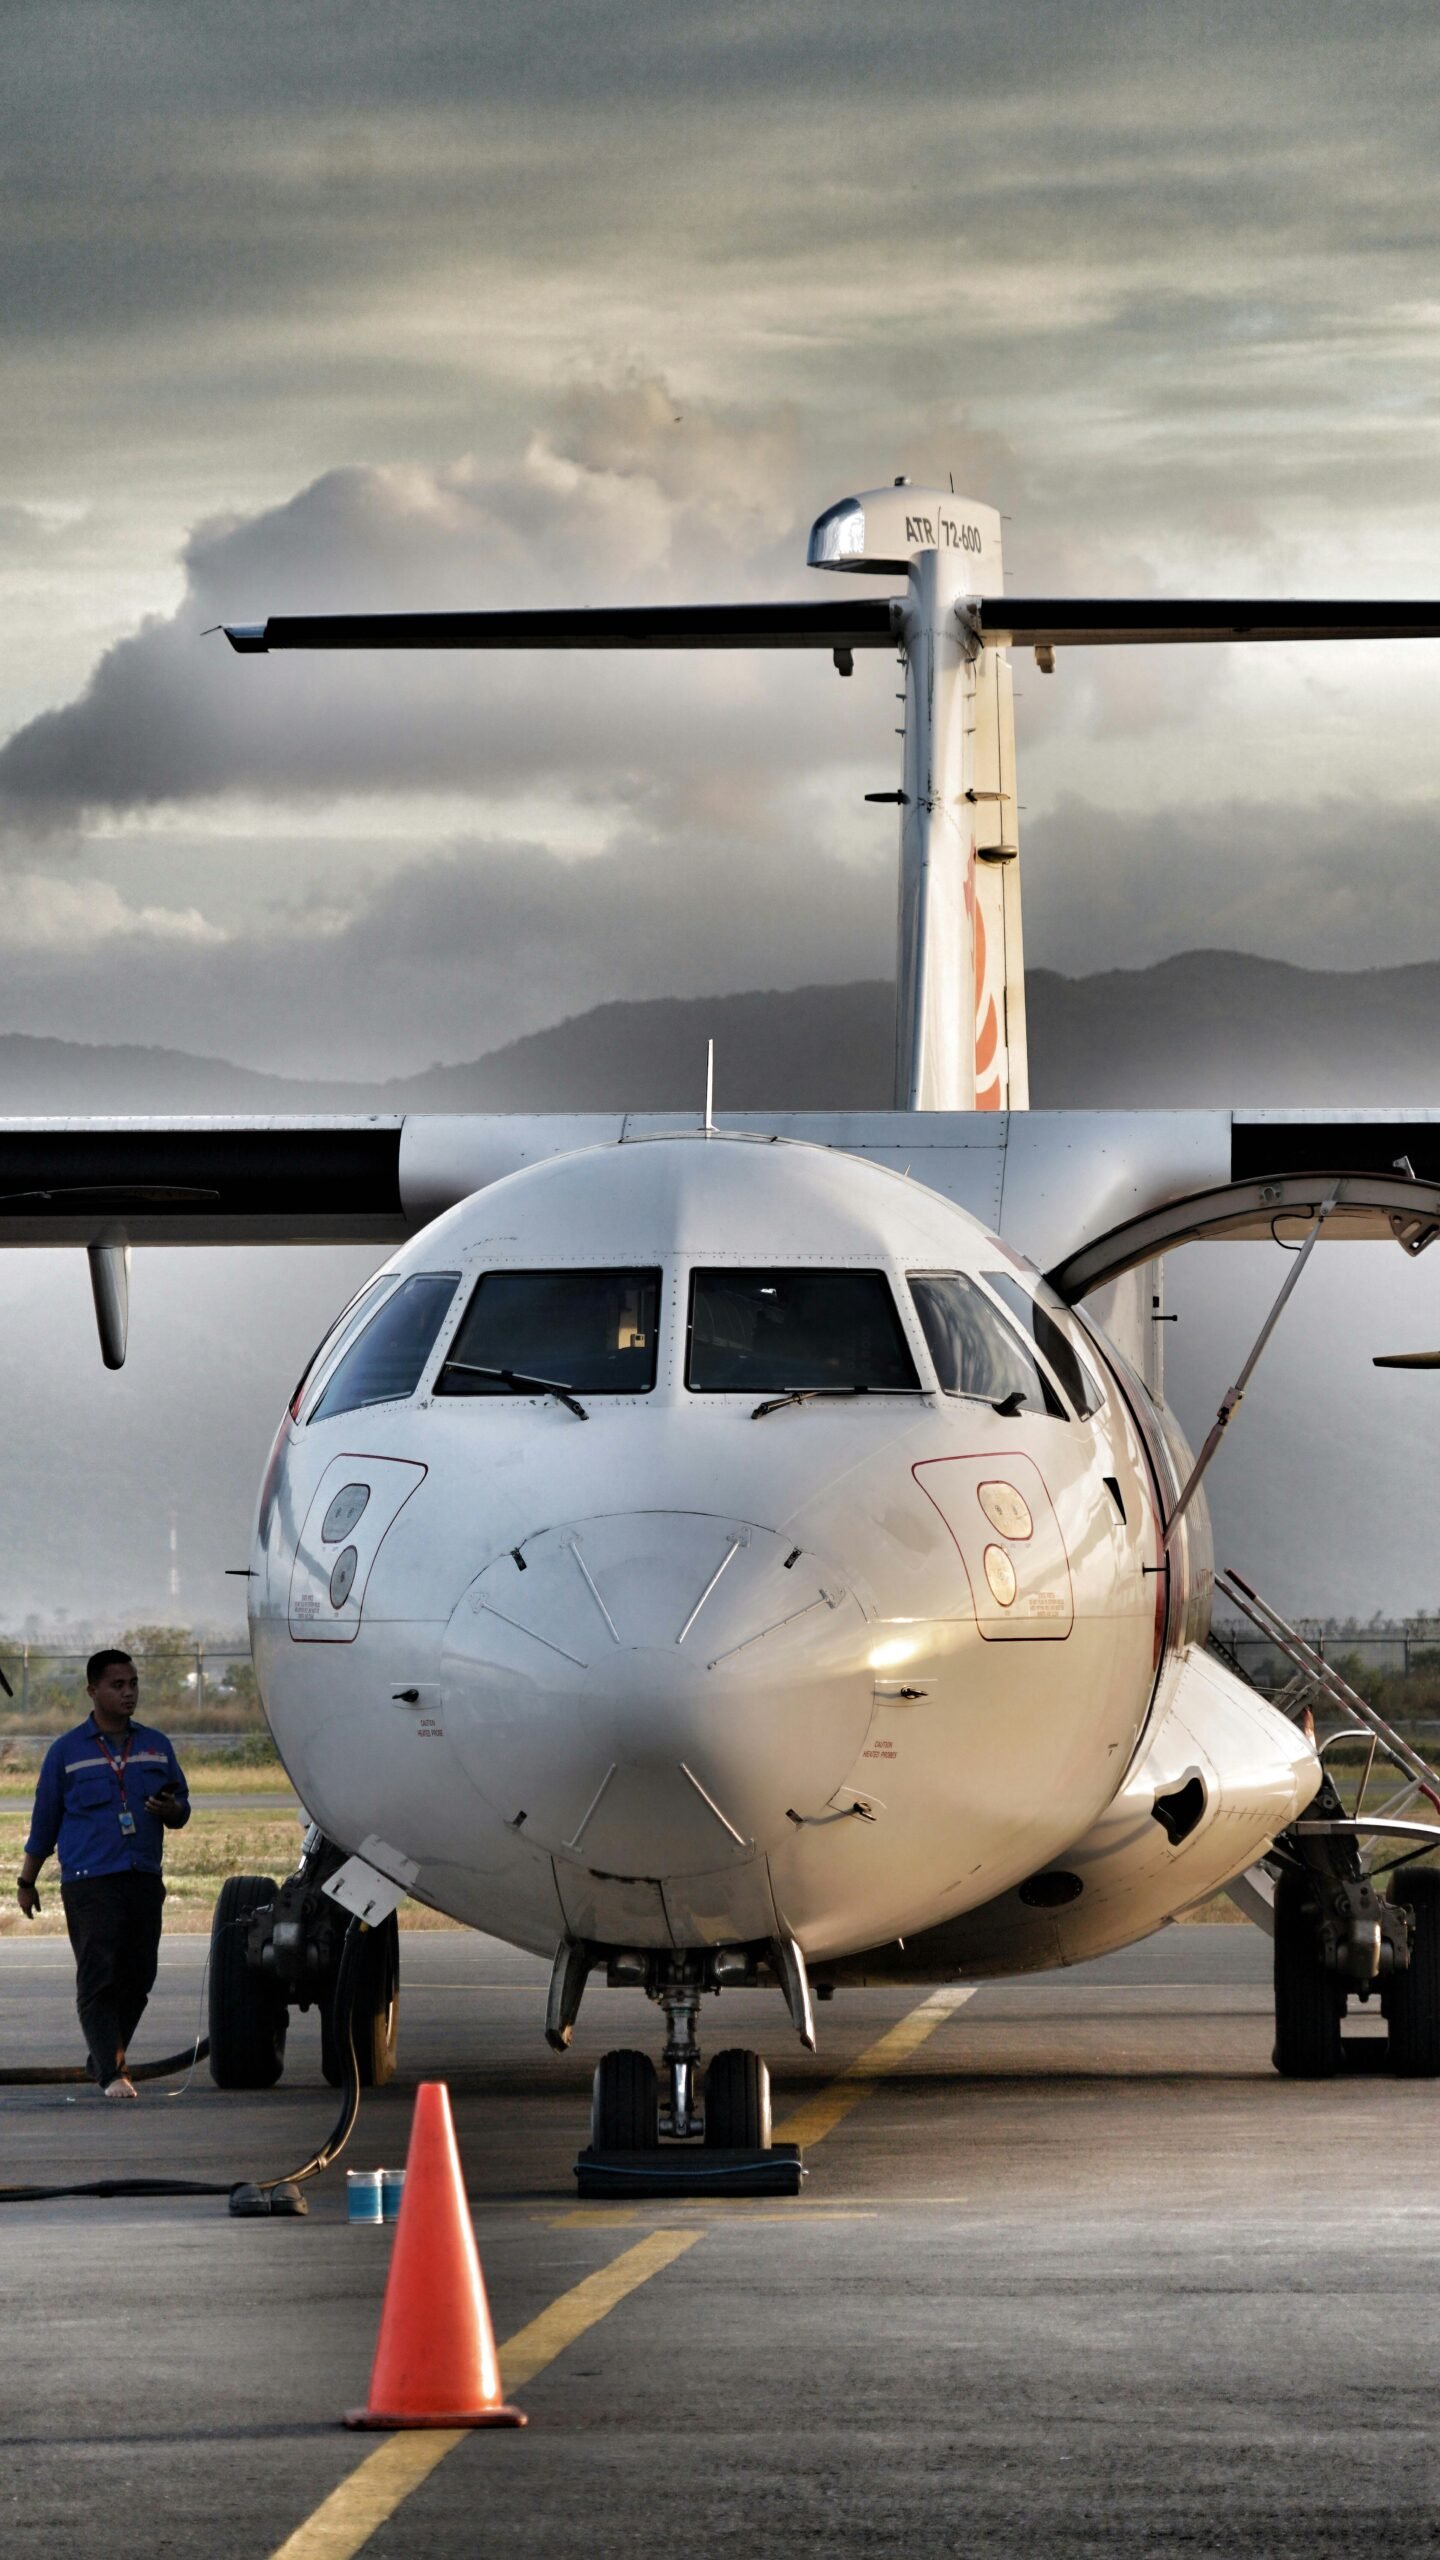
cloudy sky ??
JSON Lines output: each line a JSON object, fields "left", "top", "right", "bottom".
{"left": 4, "top": 0, "right": 1440, "bottom": 1075}
{"left": 1, "top": 1, "right": 1438, "bottom": 1627}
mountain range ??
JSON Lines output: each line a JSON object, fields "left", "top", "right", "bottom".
{"left": 2, "top": 950, "right": 1437, "bottom": 1114}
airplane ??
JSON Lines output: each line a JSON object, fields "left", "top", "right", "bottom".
{"left": 10, "top": 479, "right": 1440, "bottom": 2171}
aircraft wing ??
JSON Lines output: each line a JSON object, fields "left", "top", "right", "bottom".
{"left": 5, "top": 1106, "right": 1439, "bottom": 1368}
{"left": 0, "top": 1118, "right": 410, "bottom": 1246}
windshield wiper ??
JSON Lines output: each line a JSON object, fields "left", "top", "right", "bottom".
{"left": 438, "top": 1359, "right": 588, "bottom": 1420}
{"left": 751, "top": 1385, "right": 876, "bottom": 1421}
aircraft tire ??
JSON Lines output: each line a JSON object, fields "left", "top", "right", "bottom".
{"left": 208, "top": 1875, "right": 288, "bottom": 2089}
{"left": 703, "top": 2047, "right": 772, "bottom": 2149}
{"left": 320, "top": 1912, "right": 400, "bottom": 2089}
{"left": 1384, "top": 1867, "right": 1440, "bottom": 2077}
{"left": 1272, "top": 1870, "right": 1344, "bottom": 2077}
{"left": 591, "top": 2049, "right": 659, "bottom": 2150}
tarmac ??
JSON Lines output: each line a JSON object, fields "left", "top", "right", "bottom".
{"left": 3, "top": 1921, "right": 1439, "bottom": 2558}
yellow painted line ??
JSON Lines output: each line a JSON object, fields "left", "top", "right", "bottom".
{"left": 269, "top": 2229, "right": 701, "bottom": 2560}
{"left": 775, "top": 1986, "right": 976, "bottom": 2148}
{"left": 775, "top": 2076, "right": 880, "bottom": 2148}
{"left": 498, "top": 2229, "right": 699, "bottom": 2390}
{"left": 539, "top": 2205, "right": 876, "bottom": 2227}
{"left": 269, "top": 2437, "right": 464, "bottom": 2560}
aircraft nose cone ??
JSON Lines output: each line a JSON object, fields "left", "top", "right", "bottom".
{"left": 441, "top": 1511, "right": 875, "bottom": 1873}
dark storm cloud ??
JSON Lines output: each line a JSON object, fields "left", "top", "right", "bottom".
{"left": 0, "top": 819, "right": 892, "bottom": 1077}
{"left": 1023, "top": 795, "right": 1440, "bottom": 976}
{"left": 5, "top": 0, "right": 1439, "bottom": 760}
{"left": 0, "top": 784, "right": 1430, "bottom": 1080}
{"left": 0, "top": 383, "right": 900, "bottom": 828}
{"left": 5, "top": 0, "right": 1439, "bottom": 422}
{"left": 3, "top": 0, "right": 1439, "bottom": 993}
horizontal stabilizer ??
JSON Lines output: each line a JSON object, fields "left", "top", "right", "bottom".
{"left": 978, "top": 599, "right": 1440, "bottom": 648}
{"left": 225, "top": 601, "right": 903, "bottom": 654}
{"left": 225, "top": 597, "right": 1440, "bottom": 655}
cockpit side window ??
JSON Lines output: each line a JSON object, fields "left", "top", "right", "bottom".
{"left": 908, "top": 1273, "right": 1066, "bottom": 1416}
{"left": 308, "top": 1273, "right": 461, "bottom": 1422}
{"left": 288, "top": 1274, "right": 396, "bottom": 1422}
{"left": 434, "top": 1269, "right": 661, "bottom": 1396}
{"left": 982, "top": 1272, "right": 1105, "bottom": 1419}
{"left": 687, "top": 1269, "right": 920, "bottom": 1393}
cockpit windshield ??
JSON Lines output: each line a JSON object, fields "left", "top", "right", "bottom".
{"left": 687, "top": 1269, "right": 920, "bottom": 1394}
{"left": 434, "top": 1269, "right": 661, "bottom": 1396}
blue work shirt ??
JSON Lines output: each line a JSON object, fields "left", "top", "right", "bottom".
{"left": 25, "top": 1716, "right": 191, "bottom": 1882}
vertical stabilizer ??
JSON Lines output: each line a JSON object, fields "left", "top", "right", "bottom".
{"left": 809, "top": 486, "right": 1027, "bottom": 1110}
{"left": 969, "top": 646, "right": 1028, "bottom": 1110}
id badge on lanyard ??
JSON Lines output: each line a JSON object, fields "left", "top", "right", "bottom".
{"left": 97, "top": 1731, "right": 136, "bottom": 1836}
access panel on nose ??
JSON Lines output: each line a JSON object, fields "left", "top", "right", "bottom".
{"left": 289, "top": 1456, "right": 428, "bottom": 1644}
{"left": 913, "top": 1454, "right": 1073, "bottom": 1641}
{"left": 440, "top": 1512, "right": 873, "bottom": 1869}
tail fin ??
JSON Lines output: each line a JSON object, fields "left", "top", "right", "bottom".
{"left": 970, "top": 642, "right": 1028, "bottom": 1111}
{"left": 813, "top": 485, "right": 1028, "bottom": 1111}
{"left": 228, "top": 495, "right": 1440, "bottom": 1119}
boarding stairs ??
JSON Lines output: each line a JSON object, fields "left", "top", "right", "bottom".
{"left": 1216, "top": 1570, "right": 1440, "bottom": 1904}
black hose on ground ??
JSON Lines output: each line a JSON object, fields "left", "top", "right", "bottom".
{"left": 0, "top": 1916, "right": 366, "bottom": 2214}
{"left": 230, "top": 1916, "right": 365, "bottom": 2215}
{"left": 0, "top": 2040, "right": 211, "bottom": 2087}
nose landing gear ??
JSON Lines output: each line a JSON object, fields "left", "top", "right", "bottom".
{"left": 575, "top": 1947, "right": 802, "bottom": 2195}
{"left": 657, "top": 1981, "right": 705, "bottom": 2139}
{"left": 587, "top": 1974, "right": 774, "bottom": 2150}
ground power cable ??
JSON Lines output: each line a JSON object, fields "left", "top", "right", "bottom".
{"left": 0, "top": 1914, "right": 366, "bottom": 2214}
{"left": 0, "top": 1907, "right": 235, "bottom": 2087}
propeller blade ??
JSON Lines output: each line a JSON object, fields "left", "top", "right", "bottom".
{"left": 1373, "top": 1351, "right": 1440, "bottom": 1368}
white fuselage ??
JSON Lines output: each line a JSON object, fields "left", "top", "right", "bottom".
{"left": 249, "top": 1134, "right": 1185, "bottom": 1963}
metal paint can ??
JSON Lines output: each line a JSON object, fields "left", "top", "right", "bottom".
{"left": 346, "top": 2169, "right": 384, "bottom": 2225}
{"left": 380, "top": 2169, "right": 406, "bottom": 2223}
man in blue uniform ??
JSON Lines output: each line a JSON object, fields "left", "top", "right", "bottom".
{"left": 16, "top": 1648, "right": 190, "bottom": 2099}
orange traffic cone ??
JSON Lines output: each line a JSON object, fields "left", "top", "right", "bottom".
{"left": 345, "top": 2081, "right": 525, "bottom": 2428}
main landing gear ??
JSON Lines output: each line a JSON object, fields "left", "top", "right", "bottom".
{"left": 557, "top": 1943, "right": 804, "bottom": 2196}
{"left": 208, "top": 1829, "right": 400, "bottom": 2091}
{"left": 1271, "top": 1775, "right": 1440, "bottom": 2079}
{"left": 1218, "top": 1572, "right": 1440, "bottom": 2082}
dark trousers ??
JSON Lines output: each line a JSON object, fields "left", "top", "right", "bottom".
{"left": 61, "top": 1873, "right": 165, "bottom": 2088}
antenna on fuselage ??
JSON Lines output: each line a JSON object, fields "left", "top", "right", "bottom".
{"left": 703, "top": 1039, "right": 715, "bottom": 1135}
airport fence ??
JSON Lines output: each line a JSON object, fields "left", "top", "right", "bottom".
{"left": 0, "top": 1648, "right": 263, "bottom": 1739}
{"left": 6, "top": 1631, "right": 1440, "bottom": 1744}
{"left": 1211, "top": 1623, "right": 1440, "bottom": 1745}
{"left": 1213, "top": 1627, "right": 1440, "bottom": 1682}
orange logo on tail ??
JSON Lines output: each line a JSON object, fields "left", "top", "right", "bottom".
{"left": 973, "top": 888, "right": 1002, "bottom": 1109}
